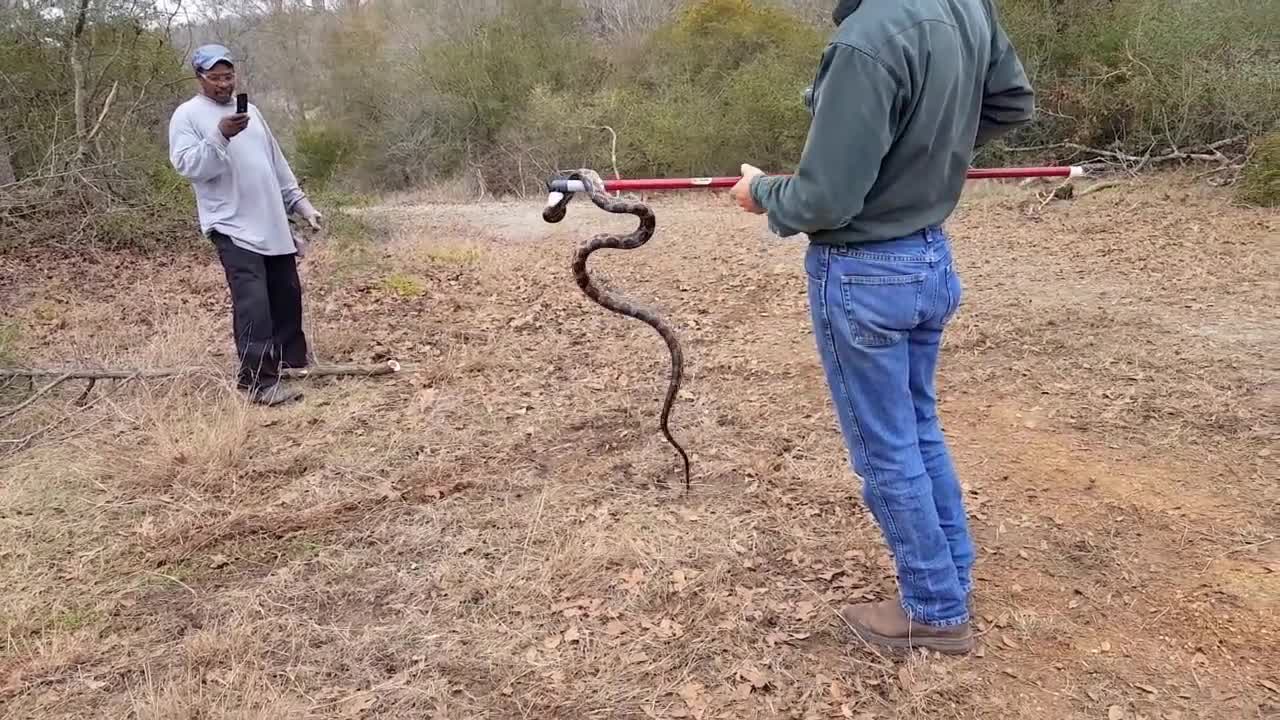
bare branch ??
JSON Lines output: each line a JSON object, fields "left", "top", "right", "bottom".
{"left": 582, "top": 124, "right": 621, "bottom": 183}
{"left": 86, "top": 81, "right": 119, "bottom": 144}
{"left": 0, "top": 361, "right": 404, "bottom": 381}
{"left": 0, "top": 372, "right": 74, "bottom": 421}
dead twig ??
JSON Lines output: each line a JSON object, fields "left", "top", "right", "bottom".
{"left": 0, "top": 371, "right": 73, "bottom": 421}
{"left": 582, "top": 124, "right": 622, "bottom": 184}
{"left": 1, "top": 370, "right": 139, "bottom": 455}
{"left": 1005, "top": 136, "right": 1247, "bottom": 173}
{"left": 0, "top": 360, "right": 403, "bottom": 381}
{"left": 84, "top": 80, "right": 119, "bottom": 145}
{"left": 1078, "top": 180, "right": 1123, "bottom": 197}
{"left": 74, "top": 377, "right": 96, "bottom": 406}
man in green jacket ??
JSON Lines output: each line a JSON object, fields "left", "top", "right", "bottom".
{"left": 729, "top": 0, "right": 1034, "bottom": 654}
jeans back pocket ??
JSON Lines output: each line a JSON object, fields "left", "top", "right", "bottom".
{"left": 840, "top": 272, "right": 927, "bottom": 347}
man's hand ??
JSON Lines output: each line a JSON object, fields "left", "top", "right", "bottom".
{"left": 218, "top": 113, "right": 249, "bottom": 140}
{"left": 293, "top": 197, "right": 323, "bottom": 231}
{"left": 730, "top": 163, "right": 766, "bottom": 214}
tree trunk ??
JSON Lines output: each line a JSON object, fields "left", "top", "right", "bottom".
{"left": 69, "top": 0, "right": 91, "bottom": 164}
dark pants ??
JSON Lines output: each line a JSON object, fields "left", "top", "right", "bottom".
{"left": 210, "top": 231, "right": 309, "bottom": 391}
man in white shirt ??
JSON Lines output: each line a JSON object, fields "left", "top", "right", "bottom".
{"left": 168, "top": 43, "right": 322, "bottom": 406}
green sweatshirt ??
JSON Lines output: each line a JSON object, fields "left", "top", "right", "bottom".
{"left": 750, "top": 0, "right": 1035, "bottom": 245}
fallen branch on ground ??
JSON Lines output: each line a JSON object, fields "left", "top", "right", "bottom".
{"left": 1007, "top": 136, "right": 1247, "bottom": 174}
{"left": 0, "top": 372, "right": 73, "bottom": 421}
{"left": 0, "top": 361, "right": 403, "bottom": 422}
{"left": 0, "top": 360, "right": 402, "bottom": 381}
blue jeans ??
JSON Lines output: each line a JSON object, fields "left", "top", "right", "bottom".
{"left": 805, "top": 226, "right": 974, "bottom": 627}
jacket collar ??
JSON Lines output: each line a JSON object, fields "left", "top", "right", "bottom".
{"left": 832, "top": 0, "right": 864, "bottom": 25}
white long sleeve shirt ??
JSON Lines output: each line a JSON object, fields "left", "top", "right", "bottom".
{"left": 168, "top": 94, "right": 307, "bottom": 256}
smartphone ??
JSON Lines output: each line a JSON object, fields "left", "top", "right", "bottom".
{"left": 236, "top": 92, "right": 248, "bottom": 114}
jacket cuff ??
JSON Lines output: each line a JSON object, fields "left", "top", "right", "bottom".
{"left": 749, "top": 174, "right": 772, "bottom": 211}
{"left": 291, "top": 196, "right": 318, "bottom": 218}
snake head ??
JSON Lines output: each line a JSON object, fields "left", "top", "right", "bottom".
{"left": 543, "top": 171, "right": 584, "bottom": 223}
{"left": 543, "top": 170, "right": 610, "bottom": 223}
{"left": 543, "top": 191, "right": 571, "bottom": 223}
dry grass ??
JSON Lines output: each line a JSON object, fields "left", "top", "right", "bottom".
{"left": 1, "top": 171, "right": 1277, "bottom": 719}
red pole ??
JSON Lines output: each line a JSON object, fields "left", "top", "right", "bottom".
{"left": 589, "top": 165, "right": 1081, "bottom": 193}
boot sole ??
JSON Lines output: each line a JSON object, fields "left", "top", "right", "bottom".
{"left": 843, "top": 622, "right": 975, "bottom": 656}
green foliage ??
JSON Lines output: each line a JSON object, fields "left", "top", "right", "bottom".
{"left": 420, "top": 0, "right": 591, "bottom": 140}
{"left": 588, "top": 0, "right": 822, "bottom": 177}
{"left": 407, "top": 0, "right": 823, "bottom": 191}
{"left": 1238, "top": 132, "right": 1280, "bottom": 207}
{"left": 5, "top": 0, "right": 1280, "bottom": 253}
{"left": 251, "top": 0, "right": 1280, "bottom": 196}
{"left": 993, "top": 0, "right": 1279, "bottom": 154}
{"left": 0, "top": 11, "right": 194, "bottom": 250}
{"left": 294, "top": 123, "right": 357, "bottom": 191}
{"left": 379, "top": 273, "right": 426, "bottom": 297}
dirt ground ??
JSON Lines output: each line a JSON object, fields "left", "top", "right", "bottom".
{"left": 1, "top": 172, "right": 1277, "bottom": 719}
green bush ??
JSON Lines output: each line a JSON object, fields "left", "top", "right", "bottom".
{"left": 1238, "top": 132, "right": 1280, "bottom": 207}
{"left": 302, "top": 0, "right": 1280, "bottom": 194}
{"left": 487, "top": 0, "right": 822, "bottom": 186}
{"left": 293, "top": 123, "right": 357, "bottom": 191}
{"left": 993, "top": 0, "right": 1279, "bottom": 156}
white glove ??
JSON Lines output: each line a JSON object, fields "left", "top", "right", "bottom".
{"left": 292, "top": 197, "right": 323, "bottom": 231}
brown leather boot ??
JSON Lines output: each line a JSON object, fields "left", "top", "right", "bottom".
{"left": 839, "top": 599, "right": 974, "bottom": 655}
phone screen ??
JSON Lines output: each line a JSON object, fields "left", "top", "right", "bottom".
{"left": 236, "top": 93, "right": 248, "bottom": 114}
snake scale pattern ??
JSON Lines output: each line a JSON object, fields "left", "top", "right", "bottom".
{"left": 543, "top": 169, "right": 691, "bottom": 491}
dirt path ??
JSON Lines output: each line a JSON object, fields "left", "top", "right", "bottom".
{"left": 1, "top": 173, "right": 1276, "bottom": 719}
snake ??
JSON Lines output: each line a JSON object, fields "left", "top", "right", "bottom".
{"left": 542, "top": 168, "right": 691, "bottom": 491}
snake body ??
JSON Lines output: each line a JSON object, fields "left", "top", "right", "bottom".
{"left": 543, "top": 169, "right": 691, "bottom": 491}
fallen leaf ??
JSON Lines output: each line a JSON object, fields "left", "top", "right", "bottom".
{"left": 672, "top": 569, "right": 691, "bottom": 592}
{"left": 1002, "top": 635, "right": 1019, "bottom": 649}
{"left": 679, "top": 682, "right": 708, "bottom": 719}
{"left": 621, "top": 568, "right": 646, "bottom": 591}
{"left": 738, "top": 665, "right": 770, "bottom": 690}
{"left": 1134, "top": 683, "right": 1158, "bottom": 695}
{"left": 829, "top": 680, "right": 848, "bottom": 702}
{"left": 209, "top": 554, "right": 230, "bottom": 569}
{"left": 564, "top": 626, "right": 581, "bottom": 643}
{"left": 339, "top": 693, "right": 377, "bottom": 717}
{"left": 794, "top": 601, "right": 818, "bottom": 621}
{"left": 542, "top": 634, "right": 561, "bottom": 650}
{"left": 604, "top": 620, "right": 627, "bottom": 636}
{"left": 83, "top": 679, "right": 107, "bottom": 691}
{"left": 1109, "top": 706, "right": 1125, "bottom": 720}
